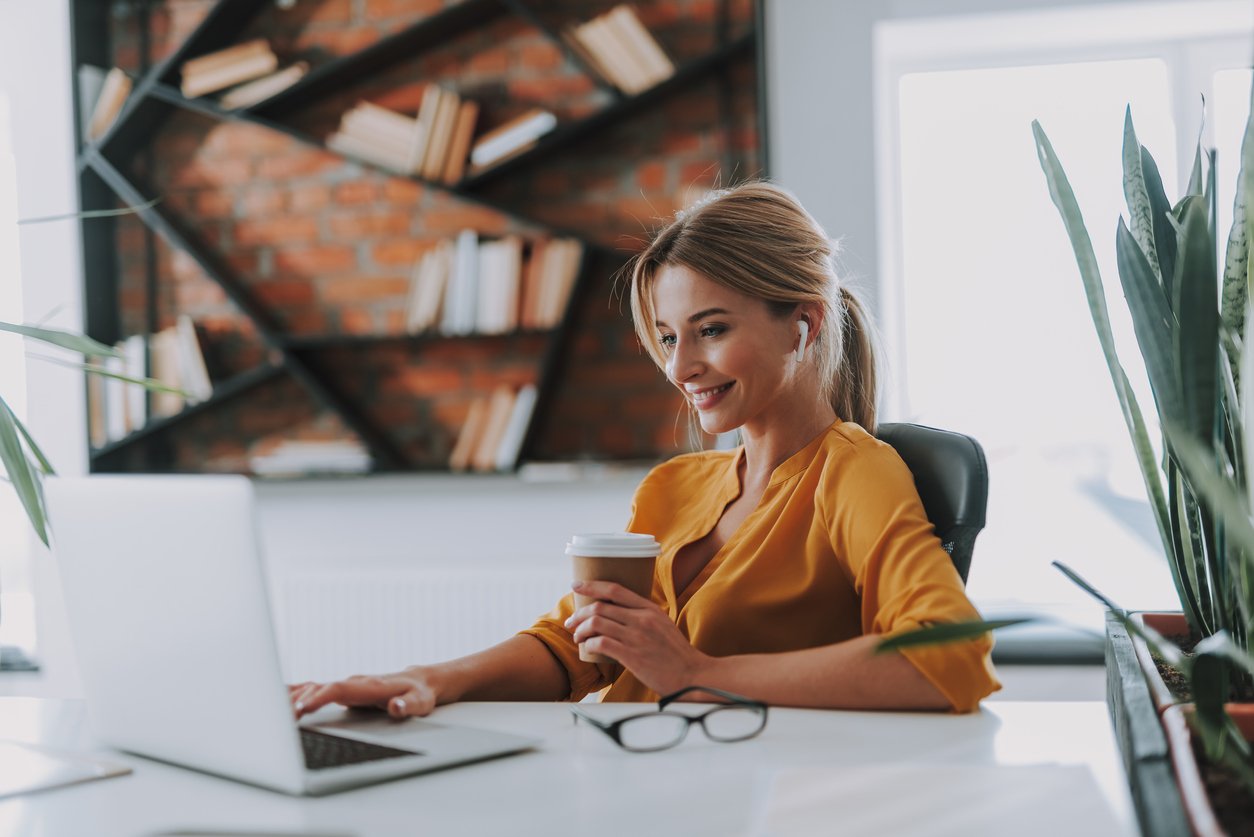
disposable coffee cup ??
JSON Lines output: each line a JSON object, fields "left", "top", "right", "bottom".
{"left": 567, "top": 533, "right": 661, "bottom": 664}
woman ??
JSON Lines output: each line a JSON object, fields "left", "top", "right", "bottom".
{"left": 290, "top": 182, "right": 1000, "bottom": 720}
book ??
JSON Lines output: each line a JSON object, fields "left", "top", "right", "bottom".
{"left": 342, "top": 101, "right": 420, "bottom": 150}
{"left": 441, "top": 99, "right": 480, "bottom": 184}
{"left": 409, "top": 84, "right": 445, "bottom": 174}
{"left": 561, "top": 27, "right": 618, "bottom": 88}
{"left": 518, "top": 238, "right": 547, "bottom": 330}
{"left": 607, "top": 5, "right": 674, "bottom": 86}
{"left": 421, "top": 88, "right": 460, "bottom": 182}
{"left": 149, "top": 327, "right": 185, "bottom": 418}
{"left": 250, "top": 438, "right": 372, "bottom": 477}
{"left": 175, "top": 314, "right": 213, "bottom": 404}
{"left": 578, "top": 16, "right": 646, "bottom": 93}
{"left": 493, "top": 383, "right": 537, "bottom": 470}
{"left": 86, "top": 357, "right": 107, "bottom": 449}
{"left": 442, "top": 229, "right": 480, "bottom": 335}
{"left": 471, "top": 386, "right": 517, "bottom": 472}
{"left": 77, "top": 65, "right": 107, "bottom": 142}
{"left": 404, "top": 241, "right": 451, "bottom": 334}
{"left": 326, "top": 130, "right": 410, "bottom": 173}
{"left": 181, "top": 38, "right": 270, "bottom": 79}
{"left": 103, "top": 350, "right": 128, "bottom": 440}
{"left": 469, "top": 109, "right": 557, "bottom": 168}
{"left": 181, "top": 49, "right": 278, "bottom": 98}
{"left": 218, "top": 61, "right": 308, "bottom": 110}
{"left": 122, "top": 333, "right": 148, "bottom": 432}
{"left": 495, "top": 235, "right": 523, "bottom": 333}
{"left": 448, "top": 396, "right": 489, "bottom": 472}
{"left": 87, "top": 67, "right": 132, "bottom": 141}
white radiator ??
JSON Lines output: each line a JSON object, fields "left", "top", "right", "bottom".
{"left": 271, "top": 566, "right": 569, "bottom": 683}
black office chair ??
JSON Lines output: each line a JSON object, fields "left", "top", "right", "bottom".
{"left": 875, "top": 422, "right": 989, "bottom": 584}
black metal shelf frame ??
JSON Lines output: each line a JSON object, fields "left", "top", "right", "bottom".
{"left": 73, "top": 0, "right": 760, "bottom": 473}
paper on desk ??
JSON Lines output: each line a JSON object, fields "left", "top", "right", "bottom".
{"left": 0, "top": 740, "right": 131, "bottom": 799}
{"left": 754, "top": 763, "right": 1126, "bottom": 837}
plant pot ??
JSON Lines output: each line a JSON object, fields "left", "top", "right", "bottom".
{"left": 1105, "top": 611, "right": 1193, "bottom": 836}
{"left": 1162, "top": 704, "right": 1254, "bottom": 837}
{"left": 1131, "top": 611, "right": 1190, "bottom": 714}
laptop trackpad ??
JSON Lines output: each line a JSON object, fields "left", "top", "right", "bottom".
{"left": 308, "top": 715, "right": 486, "bottom": 752}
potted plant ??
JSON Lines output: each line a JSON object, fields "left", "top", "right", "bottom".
{"left": 1030, "top": 98, "right": 1254, "bottom": 834}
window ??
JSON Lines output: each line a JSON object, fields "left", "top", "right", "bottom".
{"left": 0, "top": 90, "right": 36, "bottom": 660}
{"left": 874, "top": 2, "right": 1254, "bottom": 627}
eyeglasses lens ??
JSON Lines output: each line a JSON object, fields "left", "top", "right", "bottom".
{"left": 618, "top": 713, "right": 691, "bottom": 751}
{"left": 701, "top": 705, "right": 765, "bottom": 741}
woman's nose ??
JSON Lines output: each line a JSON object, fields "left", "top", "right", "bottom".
{"left": 666, "top": 337, "right": 702, "bottom": 382}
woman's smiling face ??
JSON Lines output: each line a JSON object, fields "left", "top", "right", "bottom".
{"left": 652, "top": 263, "right": 799, "bottom": 437}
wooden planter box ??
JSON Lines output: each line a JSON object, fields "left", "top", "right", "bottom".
{"left": 1105, "top": 610, "right": 1192, "bottom": 836}
{"left": 1111, "top": 610, "right": 1254, "bottom": 836}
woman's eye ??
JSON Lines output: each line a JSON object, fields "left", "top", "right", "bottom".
{"left": 658, "top": 334, "right": 677, "bottom": 349}
{"left": 700, "top": 325, "right": 725, "bottom": 338}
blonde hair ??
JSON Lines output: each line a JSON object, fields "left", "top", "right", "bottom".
{"left": 628, "top": 181, "right": 878, "bottom": 433}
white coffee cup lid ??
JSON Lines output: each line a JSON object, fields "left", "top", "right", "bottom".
{"left": 565, "top": 533, "right": 661, "bottom": 558}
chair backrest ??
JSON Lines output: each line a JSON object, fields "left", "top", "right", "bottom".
{"left": 875, "top": 422, "right": 989, "bottom": 584}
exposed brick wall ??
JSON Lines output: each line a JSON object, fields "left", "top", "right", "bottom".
{"left": 100, "top": 0, "right": 760, "bottom": 472}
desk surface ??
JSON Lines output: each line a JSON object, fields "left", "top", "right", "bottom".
{"left": 0, "top": 698, "right": 1135, "bottom": 837}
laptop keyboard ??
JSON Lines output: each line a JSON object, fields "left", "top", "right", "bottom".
{"left": 300, "top": 728, "right": 423, "bottom": 771}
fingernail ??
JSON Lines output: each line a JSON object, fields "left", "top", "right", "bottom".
{"left": 563, "top": 616, "right": 573, "bottom": 627}
{"left": 294, "top": 701, "right": 304, "bottom": 713}
{"left": 394, "top": 698, "right": 406, "bottom": 715}
{"left": 571, "top": 580, "right": 585, "bottom": 590}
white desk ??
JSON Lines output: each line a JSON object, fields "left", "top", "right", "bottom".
{"left": 0, "top": 698, "right": 1135, "bottom": 836}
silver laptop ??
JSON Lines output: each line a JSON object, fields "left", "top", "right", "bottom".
{"left": 45, "top": 475, "right": 538, "bottom": 796}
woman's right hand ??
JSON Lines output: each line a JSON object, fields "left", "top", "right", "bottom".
{"left": 289, "top": 666, "right": 440, "bottom": 720}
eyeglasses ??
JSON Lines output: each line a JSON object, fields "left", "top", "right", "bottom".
{"left": 570, "top": 686, "right": 768, "bottom": 752}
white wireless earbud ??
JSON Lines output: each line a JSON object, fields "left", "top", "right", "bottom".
{"left": 795, "top": 320, "right": 809, "bottom": 363}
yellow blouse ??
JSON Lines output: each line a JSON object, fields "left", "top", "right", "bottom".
{"left": 519, "top": 420, "right": 1001, "bottom": 712}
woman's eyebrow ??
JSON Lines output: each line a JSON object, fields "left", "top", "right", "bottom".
{"left": 654, "top": 307, "right": 732, "bottom": 328}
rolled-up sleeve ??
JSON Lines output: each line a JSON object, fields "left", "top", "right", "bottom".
{"left": 826, "top": 441, "right": 1001, "bottom": 712}
{"left": 518, "top": 593, "right": 619, "bottom": 702}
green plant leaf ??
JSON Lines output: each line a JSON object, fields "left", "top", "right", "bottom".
{"left": 11, "top": 408, "right": 54, "bottom": 476}
{"left": 1165, "top": 422, "right": 1254, "bottom": 581}
{"left": 79, "top": 361, "right": 186, "bottom": 396}
{"left": 1141, "top": 145, "right": 1177, "bottom": 300}
{"left": 1221, "top": 102, "right": 1253, "bottom": 386}
{"left": 1170, "top": 460, "right": 1210, "bottom": 635}
{"left": 1032, "top": 120, "right": 1172, "bottom": 557}
{"left": 1175, "top": 200, "right": 1219, "bottom": 445}
{"left": 0, "top": 322, "right": 121, "bottom": 357}
{"left": 0, "top": 398, "right": 48, "bottom": 547}
{"left": 1051, "top": 560, "right": 1187, "bottom": 668}
{"left": 1117, "top": 218, "right": 1181, "bottom": 424}
{"left": 874, "top": 619, "right": 1034, "bottom": 653}
{"left": 1195, "top": 631, "right": 1254, "bottom": 678}
{"left": 1123, "top": 108, "right": 1162, "bottom": 281}
{"left": 1187, "top": 98, "right": 1206, "bottom": 197}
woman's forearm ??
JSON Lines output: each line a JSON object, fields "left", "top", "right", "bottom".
{"left": 425, "top": 634, "right": 571, "bottom": 704}
{"left": 691, "top": 635, "right": 952, "bottom": 711}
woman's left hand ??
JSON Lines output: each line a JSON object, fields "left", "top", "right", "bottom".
{"left": 564, "top": 580, "right": 711, "bottom": 696}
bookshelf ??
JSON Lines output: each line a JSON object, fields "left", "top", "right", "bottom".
{"left": 69, "top": 0, "right": 765, "bottom": 476}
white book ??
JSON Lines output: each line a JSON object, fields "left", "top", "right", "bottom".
{"left": 475, "top": 240, "right": 502, "bottom": 334}
{"left": 122, "top": 334, "right": 147, "bottom": 432}
{"left": 175, "top": 314, "right": 213, "bottom": 404}
{"left": 494, "top": 384, "right": 537, "bottom": 470}
{"left": 469, "top": 110, "right": 557, "bottom": 167}
{"left": 442, "top": 229, "right": 480, "bottom": 335}
{"left": 218, "top": 61, "right": 308, "bottom": 110}
{"left": 103, "top": 352, "right": 128, "bottom": 441}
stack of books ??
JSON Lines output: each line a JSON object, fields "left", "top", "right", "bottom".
{"left": 249, "top": 438, "right": 373, "bottom": 477}
{"left": 402, "top": 232, "right": 584, "bottom": 336}
{"left": 87, "top": 314, "right": 214, "bottom": 447}
{"left": 180, "top": 39, "right": 306, "bottom": 107}
{"left": 564, "top": 5, "right": 674, "bottom": 95}
{"left": 327, "top": 88, "right": 479, "bottom": 183}
{"left": 448, "top": 384, "right": 538, "bottom": 472}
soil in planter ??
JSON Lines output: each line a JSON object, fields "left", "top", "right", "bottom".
{"left": 1193, "top": 735, "right": 1254, "bottom": 837}
{"left": 1152, "top": 636, "right": 1251, "bottom": 703}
